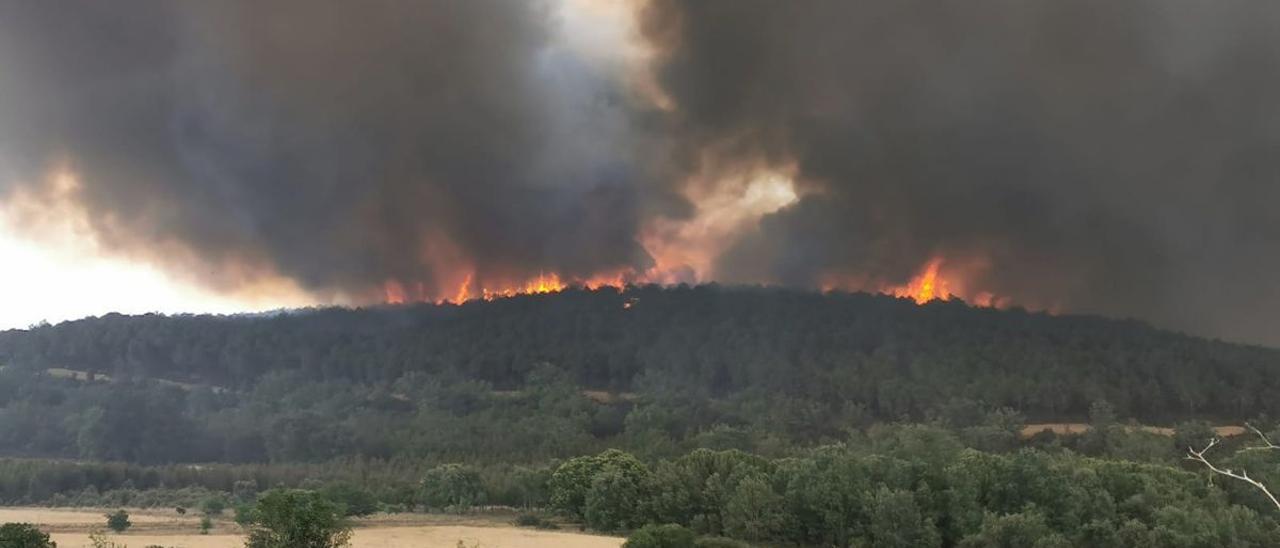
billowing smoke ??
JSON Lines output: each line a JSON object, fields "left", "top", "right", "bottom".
{"left": 642, "top": 0, "right": 1280, "bottom": 344}
{"left": 0, "top": 1, "right": 672, "bottom": 301}
{"left": 2, "top": 1, "right": 1280, "bottom": 344}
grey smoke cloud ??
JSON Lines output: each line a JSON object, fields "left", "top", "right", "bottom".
{"left": 642, "top": 0, "right": 1280, "bottom": 344}
{"left": 2, "top": 1, "right": 1280, "bottom": 344}
{"left": 0, "top": 0, "right": 666, "bottom": 299}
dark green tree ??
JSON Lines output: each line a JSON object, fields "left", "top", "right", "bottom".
{"left": 319, "top": 483, "right": 379, "bottom": 517}
{"left": 105, "top": 509, "right": 131, "bottom": 533}
{"left": 623, "top": 524, "right": 697, "bottom": 548}
{"left": 420, "top": 464, "right": 484, "bottom": 511}
{"left": 0, "top": 523, "right": 55, "bottom": 548}
{"left": 243, "top": 489, "right": 352, "bottom": 548}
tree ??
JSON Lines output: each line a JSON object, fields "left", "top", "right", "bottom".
{"left": 623, "top": 524, "right": 697, "bottom": 548}
{"left": 1186, "top": 424, "right": 1280, "bottom": 512}
{"left": 864, "top": 487, "right": 941, "bottom": 548}
{"left": 959, "top": 510, "right": 1062, "bottom": 548}
{"left": 420, "top": 464, "right": 484, "bottom": 511}
{"left": 201, "top": 496, "right": 227, "bottom": 516}
{"left": 550, "top": 449, "right": 650, "bottom": 525}
{"left": 722, "top": 475, "right": 784, "bottom": 542}
{"left": 584, "top": 466, "right": 650, "bottom": 531}
{"left": 105, "top": 509, "right": 131, "bottom": 533}
{"left": 319, "top": 483, "right": 379, "bottom": 517}
{"left": 0, "top": 523, "right": 55, "bottom": 548}
{"left": 243, "top": 489, "right": 352, "bottom": 548}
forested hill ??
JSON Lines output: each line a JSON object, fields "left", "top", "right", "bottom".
{"left": 2, "top": 285, "right": 1277, "bottom": 422}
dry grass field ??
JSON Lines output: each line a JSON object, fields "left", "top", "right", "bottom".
{"left": 0, "top": 507, "right": 622, "bottom": 548}
{"left": 1020, "top": 423, "right": 1246, "bottom": 438}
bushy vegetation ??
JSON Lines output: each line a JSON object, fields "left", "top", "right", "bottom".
{"left": 104, "top": 509, "right": 131, "bottom": 533}
{"left": 594, "top": 440, "right": 1280, "bottom": 547}
{"left": 242, "top": 489, "right": 351, "bottom": 548}
{"left": 0, "top": 287, "right": 1277, "bottom": 544}
{"left": 0, "top": 522, "right": 55, "bottom": 547}
{"left": 1, "top": 287, "right": 1277, "bottom": 463}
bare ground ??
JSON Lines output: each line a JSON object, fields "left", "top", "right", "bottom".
{"left": 1020, "top": 423, "right": 1246, "bottom": 438}
{"left": 0, "top": 507, "right": 621, "bottom": 548}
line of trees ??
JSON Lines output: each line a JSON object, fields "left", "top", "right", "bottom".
{"left": 3, "top": 285, "right": 1277, "bottom": 424}
{"left": 7, "top": 431, "right": 1277, "bottom": 547}
{"left": 564, "top": 439, "right": 1280, "bottom": 547}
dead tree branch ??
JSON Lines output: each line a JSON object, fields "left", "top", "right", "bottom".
{"left": 1187, "top": 438, "right": 1280, "bottom": 512}
{"left": 1238, "top": 423, "right": 1280, "bottom": 453}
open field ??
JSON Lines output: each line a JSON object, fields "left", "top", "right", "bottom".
{"left": 0, "top": 507, "right": 622, "bottom": 548}
{"left": 1020, "top": 423, "right": 1246, "bottom": 438}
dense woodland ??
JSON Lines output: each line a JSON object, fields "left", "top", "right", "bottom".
{"left": 0, "top": 285, "right": 1278, "bottom": 465}
{"left": 3, "top": 286, "right": 1280, "bottom": 545}
{"left": 1, "top": 421, "right": 1279, "bottom": 547}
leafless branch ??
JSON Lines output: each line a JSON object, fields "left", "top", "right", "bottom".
{"left": 1238, "top": 423, "right": 1280, "bottom": 452}
{"left": 1187, "top": 438, "right": 1280, "bottom": 512}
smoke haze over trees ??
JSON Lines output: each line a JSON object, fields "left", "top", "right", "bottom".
{"left": 2, "top": 1, "right": 1280, "bottom": 343}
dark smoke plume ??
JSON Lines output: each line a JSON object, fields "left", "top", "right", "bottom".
{"left": 642, "top": 0, "right": 1280, "bottom": 344}
{"left": 2, "top": 1, "right": 1280, "bottom": 345}
{"left": 0, "top": 1, "right": 667, "bottom": 299}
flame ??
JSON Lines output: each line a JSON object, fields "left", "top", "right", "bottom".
{"left": 820, "top": 256, "right": 1004, "bottom": 307}
{"left": 382, "top": 280, "right": 406, "bottom": 304}
{"left": 380, "top": 269, "right": 648, "bottom": 306}
{"left": 481, "top": 272, "right": 567, "bottom": 300}
{"left": 888, "top": 257, "right": 951, "bottom": 304}
{"left": 453, "top": 272, "right": 474, "bottom": 304}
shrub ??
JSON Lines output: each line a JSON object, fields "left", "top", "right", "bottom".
{"left": 105, "top": 509, "right": 131, "bottom": 533}
{"left": 0, "top": 523, "right": 55, "bottom": 548}
{"left": 421, "top": 464, "right": 484, "bottom": 511}
{"left": 514, "top": 513, "right": 560, "bottom": 530}
{"left": 200, "top": 515, "right": 213, "bottom": 534}
{"left": 319, "top": 483, "right": 379, "bottom": 517}
{"left": 243, "top": 489, "right": 352, "bottom": 548}
{"left": 624, "top": 524, "right": 698, "bottom": 548}
{"left": 694, "top": 538, "right": 749, "bottom": 548}
{"left": 201, "top": 496, "right": 227, "bottom": 516}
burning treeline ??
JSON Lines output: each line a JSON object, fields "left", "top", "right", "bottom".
{"left": 3, "top": 1, "right": 1280, "bottom": 342}
{"left": 381, "top": 256, "right": 1003, "bottom": 308}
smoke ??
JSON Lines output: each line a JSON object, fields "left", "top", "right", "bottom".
{"left": 0, "top": 0, "right": 671, "bottom": 301}
{"left": 641, "top": 0, "right": 1280, "bottom": 344}
{"left": 2, "top": 1, "right": 1280, "bottom": 343}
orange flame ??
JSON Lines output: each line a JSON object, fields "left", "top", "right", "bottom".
{"left": 383, "top": 280, "right": 408, "bottom": 304}
{"left": 481, "top": 272, "right": 567, "bottom": 300}
{"left": 383, "top": 256, "right": 1006, "bottom": 309}
{"left": 888, "top": 257, "right": 951, "bottom": 304}
{"left": 821, "top": 256, "right": 1003, "bottom": 307}
{"left": 381, "top": 269, "right": 645, "bottom": 306}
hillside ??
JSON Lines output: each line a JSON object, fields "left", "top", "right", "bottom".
{"left": 0, "top": 285, "right": 1277, "bottom": 464}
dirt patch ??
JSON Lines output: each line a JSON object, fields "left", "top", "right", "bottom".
{"left": 49, "top": 526, "right": 622, "bottom": 548}
{"left": 4, "top": 507, "right": 622, "bottom": 548}
{"left": 1020, "top": 423, "right": 1246, "bottom": 439}
{"left": 0, "top": 507, "right": 177, "bottom": 527}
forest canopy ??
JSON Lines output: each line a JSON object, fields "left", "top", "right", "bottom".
{"left": 0, "top": 286, "right": 1277, "bottom": 465}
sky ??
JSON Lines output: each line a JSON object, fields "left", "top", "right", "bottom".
{"left": 3, "top": 1, "right": 1280, "bottom": 346}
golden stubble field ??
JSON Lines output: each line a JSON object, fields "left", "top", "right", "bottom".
{"left": 0, "top": 507, "right": 622, "bottom": 548}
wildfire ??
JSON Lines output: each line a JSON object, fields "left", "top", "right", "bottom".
{"left": 888, "top": 257, "right": 951, "bottom": 304}
{"left": 480, "top": 272, "right": 567, "bottom": 300}
{"left": 381, "top": 270, "right": 637, "bottom": 306}
{"left": 820, "top": 256, "right": 1002, "bottom": 307}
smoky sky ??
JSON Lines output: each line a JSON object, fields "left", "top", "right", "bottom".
{"left": 2, "top": 1, "right": 1280, "bottom": 344}
{"left": 643, "top": 0, "right": 1280, "bottom": 345}
{"left": 0, "top": 0, "right": 666, "bottom": 298}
